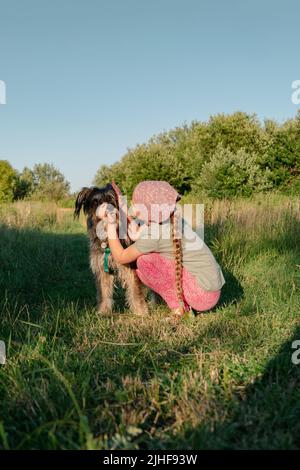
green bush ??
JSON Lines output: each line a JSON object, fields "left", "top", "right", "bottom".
{"left": 0, "top": 160, "right": 18, "bottom": 203}
{"left": 261, "top": 115, "right": 300, "bottom": 189}
{"left": 192, "top": 146, "right": 273, "bottom": 199}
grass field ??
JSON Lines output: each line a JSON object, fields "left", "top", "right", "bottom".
{"left": 0, "top": 195, "right": 300, "bottom": 450}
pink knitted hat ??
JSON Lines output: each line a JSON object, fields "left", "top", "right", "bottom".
{"left": 132, "top": 180, "right": 180, "bottom": 223}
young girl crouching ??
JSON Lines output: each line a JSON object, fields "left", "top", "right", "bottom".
{"left": 97, "top": 181, "right": 225, "bottom": 320}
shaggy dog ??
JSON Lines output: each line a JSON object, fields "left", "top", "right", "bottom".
{"left": 74, "top": 184, "right": 149, "bottom": 315}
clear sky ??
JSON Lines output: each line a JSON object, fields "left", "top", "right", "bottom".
{"left": 0, "top": 0, "right": 299, "bottom": 192}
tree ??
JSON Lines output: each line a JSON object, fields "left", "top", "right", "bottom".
{"left": 31, "top": 163, "right": 70, "bottom": 201}
{"left": 0, "top": 160, "right": 18, "bottom": 203}
{"left": 204, "top": 111, "right": 268, "bottom": 156}
{"left": 193, "top": 145, "right": 273, "bottom": 199}
{"left": 14, "top": 167, "right": 34, "bottom": 200}
{"left": 93, "top": 164, "right": 115, "bottom": 187}
{"left": 261, "top": 115, "right": 300, "bottom": 189}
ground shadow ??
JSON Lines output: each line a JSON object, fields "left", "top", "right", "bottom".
{"left": 215, "top": 269, "right": 244, "bottom": 309}
{"left": 204, "top": 223, "right": 244, "bottom": 309}
{"left": 178, "top": 324, "right": 300, "bottom": 449}
{"left": 0, "top": 223, "right": 130, "bottom": 319}
{"left": 0, "top": 224, "right": 94, "bottom": 311}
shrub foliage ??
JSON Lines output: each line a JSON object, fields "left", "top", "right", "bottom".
{"left": 94, "top": 110, "right": 300, "bottom": 199}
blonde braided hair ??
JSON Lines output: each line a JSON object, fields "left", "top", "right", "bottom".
{"left": 170, "top": 210, "right": 184, "bottom": 311}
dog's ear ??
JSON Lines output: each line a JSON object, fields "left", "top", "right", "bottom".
{"left": 74, "top": 187, "right": 93, "bottom": 219}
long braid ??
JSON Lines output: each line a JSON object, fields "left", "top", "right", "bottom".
{"left": 171, "top": 211, "right": 184, "bottom": 310}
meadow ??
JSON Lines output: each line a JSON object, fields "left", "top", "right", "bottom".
{"left": 0, "top": 195, "right": 299, "bottom": 449}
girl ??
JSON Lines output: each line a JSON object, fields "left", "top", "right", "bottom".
{"left": 97, "top": 181, "right": 225, "bottom": 319}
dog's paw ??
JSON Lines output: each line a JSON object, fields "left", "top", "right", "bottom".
{"left": 133, "top": 304, "right": 149, "bottom": 316}
{"left": 98, "top": 303, "right": 113, "bottom": 316}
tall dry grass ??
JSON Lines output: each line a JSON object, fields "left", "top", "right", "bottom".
{"left": 0, "top": 201, "right": 82, "bottom": 230}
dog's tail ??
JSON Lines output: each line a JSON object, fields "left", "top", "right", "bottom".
{"left": 74, "top": 187, "right": 93, "bottom": 219}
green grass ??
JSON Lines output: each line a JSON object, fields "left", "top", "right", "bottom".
{"left": 0, "top": 195, "right": 300, "bottom": 449}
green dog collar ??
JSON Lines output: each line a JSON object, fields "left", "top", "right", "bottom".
{"left": 104, "top": 247, "right": 111, "bottom": 273}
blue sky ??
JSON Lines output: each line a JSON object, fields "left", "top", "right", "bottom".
{"left": 0, "top": 0, "right": 299, "bottom": 192}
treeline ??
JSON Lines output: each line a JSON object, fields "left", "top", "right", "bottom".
{"left": 1, "top": 111, "right": 299, "bottom": 204}
{"left": 0, "top": 162, "right": 70, "bottom": 203}
{"left": 94, "top": 111, "right": 300, "bottom": 198}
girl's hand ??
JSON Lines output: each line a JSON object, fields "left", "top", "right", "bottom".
{"left": 96, "top": 203, "right": 118, "bottom": 224}
{"left": 128, "top": 220, "right": 147, "bottom": 241}
{"left": 96, "top": 203, "right": 108, "bottom": 220}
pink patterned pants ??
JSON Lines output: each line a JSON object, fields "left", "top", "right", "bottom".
{"left": 136, "top": 253, "right": 221, "bottom": 312}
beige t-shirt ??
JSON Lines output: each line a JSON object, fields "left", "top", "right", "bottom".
{"left": 132, "top": 220, "right": 225, "bottom": 292}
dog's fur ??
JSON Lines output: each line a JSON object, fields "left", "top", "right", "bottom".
{"left": 74, "top": 183, "right": 149, "bottom": 315}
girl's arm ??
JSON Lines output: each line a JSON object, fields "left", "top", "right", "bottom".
{"left": 107, "top": 222, "right": 142, "bottom": 264}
